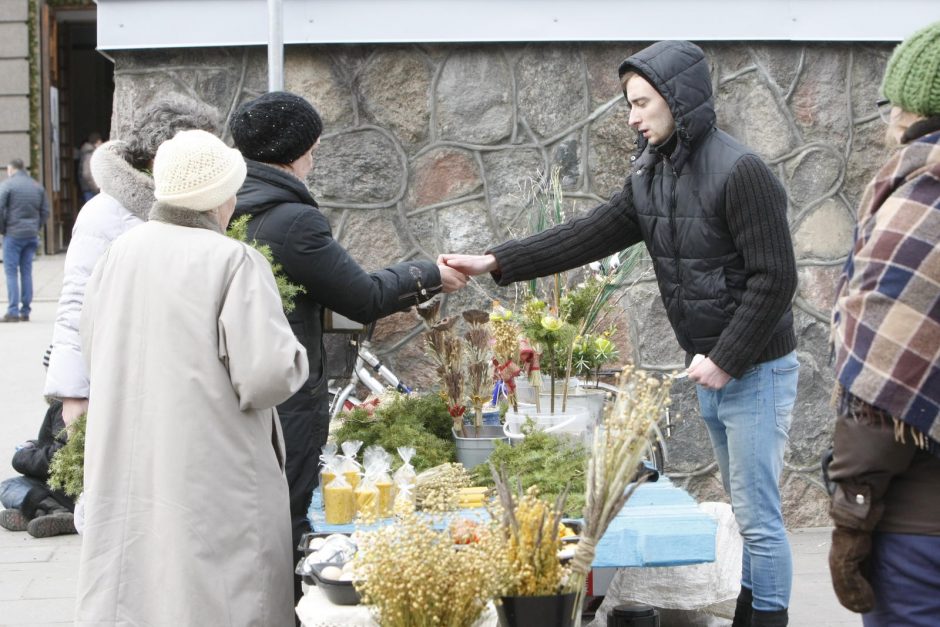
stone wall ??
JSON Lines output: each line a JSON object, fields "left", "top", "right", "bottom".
{"left": 110, "top": 41, "right": 894, "bottom": 526}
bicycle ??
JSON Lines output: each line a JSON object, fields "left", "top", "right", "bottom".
{"left": 326, "top": 322, "right": 411, "bottom": 420}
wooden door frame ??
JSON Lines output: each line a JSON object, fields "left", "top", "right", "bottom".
{"left": 38, "top": 3, "right": 97, "bottom": 253}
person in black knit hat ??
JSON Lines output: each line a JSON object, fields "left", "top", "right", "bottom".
{"left": 229, "top": 91, "right": 469, "bottom": 608}
{"left": 230, "top": 91, "right": 323, "bottom": 165}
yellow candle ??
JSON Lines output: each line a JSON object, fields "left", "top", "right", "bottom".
{"left": 324, "top": 483, "right": 354, "bottom": 524}
{"left": 343, "top": 470, "right": 360, "bottom": 491}
{"left": 355, "top": 487, "right": 379, "bottom": 518}
{"left": 376, "top": 480, "right": 394, "bottom": 517}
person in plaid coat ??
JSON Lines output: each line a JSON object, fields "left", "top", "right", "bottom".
{"left": 827, "top": 21, "right": 940, "bottom": 627}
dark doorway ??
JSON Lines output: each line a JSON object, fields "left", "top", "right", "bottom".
{"left": 42, "top": 6, "right": 114, "bottom": 252}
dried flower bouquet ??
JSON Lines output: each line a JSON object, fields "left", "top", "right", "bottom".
{"left": 565, "top": 366, "right": 671, "bottom": 625}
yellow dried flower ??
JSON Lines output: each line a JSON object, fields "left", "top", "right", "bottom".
{"left": 354, "top": 512, "right": 507, "bottom": 627}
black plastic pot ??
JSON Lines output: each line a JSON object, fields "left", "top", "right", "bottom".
{"left": 496, "top": 592, "right": 577, "bottom": 627}
{"left": 608, "top": 603, "right": 659, "bottom": 627}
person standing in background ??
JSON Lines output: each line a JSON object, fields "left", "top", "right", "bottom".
{"left": 0, "top": 159, "right": 50, "bottom": 323}
{"left": 827, "top": 21, "right": 940, "bottom": 627}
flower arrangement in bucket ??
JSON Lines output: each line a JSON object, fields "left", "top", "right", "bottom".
{"left": 489, "top": 467, "right": 577, "bottom": 627}
{"left": 424, "top": 306, "right": 509, "bottom": 437}
{"left": 510, "top": 168, "right": 644, "bottom": 415}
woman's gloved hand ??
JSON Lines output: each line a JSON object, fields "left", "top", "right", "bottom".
{"left": 828, "top": 526, "right": 875, "bottom": 613}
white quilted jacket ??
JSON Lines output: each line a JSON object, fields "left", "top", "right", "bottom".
{"left": 43, "top": 141, "right": 154, "bottom": 399}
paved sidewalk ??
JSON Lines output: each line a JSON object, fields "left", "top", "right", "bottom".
{"left": 0, "top": 254, "right": 860, "bottom": 626}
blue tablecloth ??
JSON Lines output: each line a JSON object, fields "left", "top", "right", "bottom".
{"left": 307, "top": 476, "right": 716, "bottom": 568}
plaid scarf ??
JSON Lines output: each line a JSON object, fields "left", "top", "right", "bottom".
{"left": 831, "top": 121, "right": 940, "bottom": 453}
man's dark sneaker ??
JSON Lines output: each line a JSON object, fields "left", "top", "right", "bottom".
{"left": 1, "top": 313, "right": 19, "bottom": 323}
{"left": 19, "top": 314, "right": 29, "bottom": 321}
{"left": 0, "top": 508, "right": 29, "bottom": 531}
{"left": 26, "top": 512, "right": 77, "bottom": 538}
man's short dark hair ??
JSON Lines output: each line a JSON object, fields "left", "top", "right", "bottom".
{"left": 8, "top": 159, "right": 24, "bottom": 170}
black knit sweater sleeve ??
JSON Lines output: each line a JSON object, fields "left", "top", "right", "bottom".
{"left": 486, "top": 181, "right": 642, "bottom": 286}
{"left": 708, "top": 154, "right": 798, "bottom": 378}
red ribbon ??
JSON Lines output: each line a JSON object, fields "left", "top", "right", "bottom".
{"left": 519, "top": 339, "right": 541, "bottom": 374}
{"left": 493, "top": 358, "right": 522, "bottom": 394}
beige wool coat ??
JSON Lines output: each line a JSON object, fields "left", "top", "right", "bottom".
{"left": 76, "top": 205, "right": 309, "bottom": 627}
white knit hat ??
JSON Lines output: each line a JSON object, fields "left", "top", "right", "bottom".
{"left": 153, "top": 129, "right": 247, "bottom": 211}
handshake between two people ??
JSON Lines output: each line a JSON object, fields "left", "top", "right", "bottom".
{"left": 435, "top": 253, "right": 498, "bottom": 293}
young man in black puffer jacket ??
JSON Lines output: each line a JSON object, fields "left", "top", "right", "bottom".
{"left": 229, "top": 91, "right": 469, "bottom": 605}
{"left": 443, "top": 41, "right": 799, "bottom": 627}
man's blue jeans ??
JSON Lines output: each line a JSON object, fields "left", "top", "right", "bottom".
{"left": 696, "top": 351, "right": 800, "bottom": 612}
{"left": 3, "top": 235, "right": 39, "bottom": 317}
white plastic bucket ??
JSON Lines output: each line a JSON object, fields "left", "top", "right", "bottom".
{"left": 503, "top": 404, "right": 592, "bottom": 442}
{"left": 514, "top": 388, "right": 606, "bottom": 423}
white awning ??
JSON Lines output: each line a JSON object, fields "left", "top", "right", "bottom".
{"left": 95, "top": 0, "right": 940, "bottom": 50}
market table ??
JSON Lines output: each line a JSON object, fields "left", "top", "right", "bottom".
{"left": 298, "top": 477, "right": 718, "bottom": 625}
{"left": 306, "top": 476, "right": 717, "bottom": 568}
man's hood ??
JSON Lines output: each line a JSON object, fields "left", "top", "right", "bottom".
{"left": 618, "top": 40, "right": 716, "bottom": 158}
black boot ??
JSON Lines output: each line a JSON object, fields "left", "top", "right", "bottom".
{"left": 752, "top": 608, "right": 788, "bottom": 627}
{"left": 731, "top": 586, "right": 752, "bottom": 627}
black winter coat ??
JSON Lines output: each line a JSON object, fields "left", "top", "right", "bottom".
{"left": 12, "top": 400, "right": 67, "bottom": 480}
{"left": 620, "top": 40, "right": 795, "bottom": 363}
{"left": 233, "top": 161, "right": 442, "bottom": 524}
{"left": 10, "top": 400, "right": 74, "bottom": 516}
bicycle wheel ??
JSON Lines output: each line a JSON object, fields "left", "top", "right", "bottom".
{"left": 643, "top": 435, "right": 666, "bottom": 474}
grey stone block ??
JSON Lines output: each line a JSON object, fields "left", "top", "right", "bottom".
{"left": 0, "top": 22, "right": 26, "bottom": 59}
{"left": 0, "top": 0, "right": 28, "bottom": 23}
{"left": 0, "top": 58, "right": 27, "bottom": 95}
{"left": 0, "top": 94, "right": 28, "bottom": 131}
{"left": 0, "top": 131, "right": 29, "bottom": 165}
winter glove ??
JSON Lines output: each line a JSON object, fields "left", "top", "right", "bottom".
{"left": 828, "top": 480, "right": 882, "bottom": 614}
{"left": 828, "top": 526, "right": 875, "bottom": 613}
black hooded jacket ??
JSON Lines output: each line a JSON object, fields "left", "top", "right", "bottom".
{"left": 232, "top": 160, "right": 441, "bottom": 520}
{"left": 10, "top": 400, "right": 75, "bottom": 516}
{"left": 489, "top": 41, "right": 797, "bottom": 378}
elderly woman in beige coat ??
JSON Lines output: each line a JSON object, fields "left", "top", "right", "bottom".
{"left": 75, "top": 129, "right": 308, "bottom": 626}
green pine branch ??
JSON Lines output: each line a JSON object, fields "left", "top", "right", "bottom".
{"left": 48, "top": 414, "right": 86, "bottom": 498}
{"left": 227, "top": 215, "right": 306, "bottom": 313}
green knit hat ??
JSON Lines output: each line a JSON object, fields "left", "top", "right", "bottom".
{"left": 882, "top": 21, "right": 940, "bottom": 116}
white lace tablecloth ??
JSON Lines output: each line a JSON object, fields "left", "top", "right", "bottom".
{"left": 296, "top": 585, "right": 498, "bottom": 627}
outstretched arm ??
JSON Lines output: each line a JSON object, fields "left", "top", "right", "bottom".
{"left": 442, "top": 179, "right": 641, "bottom": 286}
